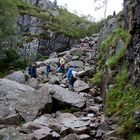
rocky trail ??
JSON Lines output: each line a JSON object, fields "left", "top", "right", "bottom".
{"left": 0, "top": 34, "right": 119, "bottom": 140}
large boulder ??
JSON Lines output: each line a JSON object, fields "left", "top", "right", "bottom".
{"left": 40, "top": 84, "right": 86, "bottom": 108}
{"left": 43, "top": 58, "right": 59, "bottom": 65}
{"left": 74, "top": 80, "right": 90, "bottom": 92}
{"left": 0, "top": 78, "right": 52, "bottom": 122}
{"left": 5, "top": 71, "right": 25, "bottom": 84}
{"left": 63, "top": 54, "right": 73, "bottom": 63}
{"left": 15, "top": 88, "right": 52, "bottom": 122}
{"left": 66, "top": 61, "right": 84, "bottom": 69}
{"left": 77, "top": 66, "right": 95, "bottom": 78}
{"left": 70, "top": 48, "right": 81, "bottom": 56}
{"left": 58, "top": 51, "right": 70, "bottom": 57}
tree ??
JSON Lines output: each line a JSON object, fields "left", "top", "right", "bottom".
{"left": 0, "top": 0, "right": 18, "bottom": 47}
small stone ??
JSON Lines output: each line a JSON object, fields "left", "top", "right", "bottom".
{"left": 95, "top": 129, "right": 103, "bottom": 138}
{"left": 98, "top": 121, "right": 111, "bottom": 131}
{"left": 78, "top": 134, "right": 92, "bottom": 140}
{"left": 87, "top": 113, "right": 95, "bottom": 118}
{"left": 90, "top": 130, "right": 96, "bottom": 136}
{"left": 90, "top": 123, "right": 98, "bottom": 129}
{"left": 94, "top": 96, "right": 103, "bottom": 104}
{"left": 71, "top": 126, "right": 90, "bottom": 135}
{"left": 62, "top": 134, "right": 80, "bottom": 140}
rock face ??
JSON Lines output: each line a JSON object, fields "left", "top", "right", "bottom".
{"left": 41, "top": 84, "right": 86, "bottom": 108}
{"left": 17, "top": 0, "right": 78, "bottom": 59}
{"left": 124, "top": 0, "right": 140, "bottom": 83}
{"left": 0, "top": 79, "right": 52, "bottom": 122}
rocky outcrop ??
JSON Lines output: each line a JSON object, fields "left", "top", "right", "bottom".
{"left": 17, "top": 0, "right": 78, "bottom": 59}
{"left": 124, "top": 0, "right": 140, "bottom": 83}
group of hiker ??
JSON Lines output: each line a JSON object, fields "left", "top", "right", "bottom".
{"left": 28, "top": 57, "right": 77, "bottom": 91}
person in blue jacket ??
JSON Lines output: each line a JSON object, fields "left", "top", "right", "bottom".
{"left": 45, "top": 63, "right": 51, "bottom": 78}
{"left": 67, "top": 66, "right": 77, "bottom": 91}
{"left": 31, "top": 63, "right": 37, "bottom": 78}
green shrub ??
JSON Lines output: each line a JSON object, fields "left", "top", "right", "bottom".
{"left": 107, "top": 47, "right": 126, "bottom": 68}
{"left": 100, "top": 29, "right": 131, "bottom": 50}
{"left": 0, "top": 0, "right": 18, "bottom": 45}
{"left": 91, "top": 70, "right": 103, "bottom": 86}
{"left": 106, "top": 68, "right": 140, "bottom": 137}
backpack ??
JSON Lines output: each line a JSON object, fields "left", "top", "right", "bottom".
{"left": 67, "top": 68, "right": 73, "bottom": 79}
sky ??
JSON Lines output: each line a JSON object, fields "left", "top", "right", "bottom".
{"left": 50, "top": 0, "right": 124, "bottom": 21}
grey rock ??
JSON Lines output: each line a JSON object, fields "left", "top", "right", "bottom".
{"left": 62, "top": 134, "right": 80, "bottom": 140}
{"left": 23, "top": 115, "right": 51, "bottom": 130}
{"left": 0, "top": 78, "right": 52, "bottom": 122}
{"left": 41, "top": 84, "right": 86, "bottom": 108}
{"left": 32, "top": 128, "right": 60, "bottom": 140}
{"left": 95, "top": 129, "right": 103, "bottom": 138}
{"left": 102, "top": 129, "right": 121, "bottom": 140}
{"left": 15, "top": 88, "right": 52, "bottom": 122}
{"left": 98, "top": 121, "right": 111, "bottom": 131}
{"left": 66, "top": 61, "right": 84, "bottom": 69}
{"left": 49, "top": 75, "right": 60, "bottom": 85}
{"left": 63, "top": 54, "right": 73, "bottom": 63}
{"left": 49, "top": 52, "right": 58, "bottom": 58}
{"left": 110, "top": 124, "right": 119, "bottom": 130}
{"left": 70, "top": 48, "right": 81, "bottom": 56}
{"left": 60, "top": 126, "right": 70, "bottom": 137}
{"left": 48, "top": 118, "right": 62, "bottom": 133}
{"left": 89, "top": 130, "right": 96, "bottom": 137}
{"left": 87, "top": 106, "right": 100, "bottom": 116}
{"left": 0, "top": 79, "right": 32, "bottom": 120}
{"left": 0, "top": 127, "right": 31, "bottom": 140}
{"left": 58, "top": 51, "right": 70, "bottom": 57}
{"left": 56, "top": 113, "right": 90, "bottom": 130}
{"left": 89, "top": 88, "right": 100, "bottom": 97}
{"left": 27, "top": 78, "right": 39, "bottom": 89}
{"left": 5, "top": 71, "right": 25, "bottom": 84}
{"left": 94, "top": 96, "right": 103, "bottom": 104}
{"left": 87, "top": 113, "right": 95, "bottom": 118}
{"left": 78, "top": 134, "right": 92, "bottom": 140}
{"left": 77, "top": 67, "right": 94, "bottom": 78}
{"left": 36, "top": 66, "right": 46, "bottom": 75}
{"left": 72, "top": 55, "right": 80, "bottom": 61}
{"left": 1, "top": 114, "right": 21, "bottom": 125}
{"left": 43, "top": 58, "right": 59, "bottom": 65}
{"left": 89, "top": 123, "right": 99, "bottom": 129}
{"left": 70, "top": 127, "right": 90, "bottom": 135}
{"left": 74, "top": 80, "right": 89, "bottom": 92}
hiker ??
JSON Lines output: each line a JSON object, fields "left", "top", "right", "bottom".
{"left": 67, "top": 66, "right": 77, "bottom": 91}
{"left": 56, "top": 57, "right": 65, "bottom": 73}
{"left": 31, "top": 63, "right": 37, "bottom": 78}
{"left": 60, "top": 57, "right": 65, "bottom": 73}
{"left": 45, "top": 63, "right": 51, "bottom": 78}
